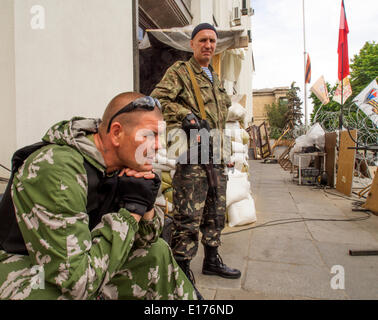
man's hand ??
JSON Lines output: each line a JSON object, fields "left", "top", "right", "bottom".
{"left": 182, "top": 112, "right": 211, "bottom": 143}
{"left": 118, "top": 168, "right": 158, "bottom": 222}
{"left": 117, "top": 172, "right": 161, "bottom": 218}
{"left": 119, "top": 168, "right": 156, "bottom": 179}
{"left": 182, "top": 112, "right": 201, "bottom": 136}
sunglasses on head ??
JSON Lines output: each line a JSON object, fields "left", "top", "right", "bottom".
{"left": 106, "top": 96, "right": 162, "bottom": 133}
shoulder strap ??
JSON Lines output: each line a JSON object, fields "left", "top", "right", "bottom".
{"left": 185, "top": 62, "right": 207, "bottom": 120}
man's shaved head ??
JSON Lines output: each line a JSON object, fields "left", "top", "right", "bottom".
{"left": 95, "top": 91, "right": 164, "bottom": 173}
{"left": 99, "top": 92, "right": 162, "bottom": 135}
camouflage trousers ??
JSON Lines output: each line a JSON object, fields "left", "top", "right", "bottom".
{"left": 0, "top": 239, "right": 197, "bottom": 300}
{"left": 171, "top": 164, "right": 227, "bottom": 261}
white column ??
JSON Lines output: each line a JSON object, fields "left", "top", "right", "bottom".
{"left": 14, "top": 0, "right": 135, "bottom": 148}
{"left": 0, "top": 0, "right": 16, "bottom": 176}
{"left": 234, "top": 45, "right": 253, "bottom": 126}
{"left": 191, "top": 0, "right": 213, "bottom": 25}
{"left": 234, "top": 12, "right": 253, "bottom": 127}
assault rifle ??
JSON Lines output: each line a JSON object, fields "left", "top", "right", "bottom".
{"left": 178, "top": 113, "right": 219, "bottom": 198}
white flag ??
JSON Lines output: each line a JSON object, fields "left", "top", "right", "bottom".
{"left": 333, "top": 77, "right": 352, "bottom": 105}
{"left": 353, "top": 79, "right": 378, "bottom": 127}
{"left": 310, "top": 75, "right": 329, "bottom": 105}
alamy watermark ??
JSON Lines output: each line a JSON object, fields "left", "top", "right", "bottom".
{"left": 134, "top": 123, "right": 246, "bottom": 166}
{"left": 330, "top": 265, "right": 345, "bottom": 290}
{"left": 30, "top": 5, "right": 45, "bottom": 30}
{"left": 30, "top": 265, "right": 45, "bottom": 290}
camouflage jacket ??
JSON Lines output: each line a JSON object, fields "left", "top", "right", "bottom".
{"left": 0, "top": 117, "right": 163, "bottom": 299}
{"left": 151, "top": 56, "right": 231, "bottom": 133}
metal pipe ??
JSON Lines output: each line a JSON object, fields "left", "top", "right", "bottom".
{"left": 349, "top": 250, "right": 378, "bottom": 256}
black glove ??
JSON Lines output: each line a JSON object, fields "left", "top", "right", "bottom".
{"left": 117, "top": 173, "right": 161, "bottom": 216}
{"left": 182, "top": 113, "right": 201, "bottom": 138}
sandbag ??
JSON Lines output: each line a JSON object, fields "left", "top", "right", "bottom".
{"left": 227, "top": 102, "right": 246, "bottom": 122}
{"left": 225, "top": 121, "right": 240, "bottom": 131}
{"left": 161, "top": 171, "right": 172, "bottom": 187}
{"left": 227, "top": 194, "right": 256, "bottom": 227}
{"left": 232, "top": 141, "right": 248, "bottom": 154}
{"left": 241, "top": 129, "right": 250, "bottom": 145}
{"left": 230, "top": 153, "right": 248, "bottom": 168}
{"left": 155, "top": 194, "right": 173, "bottom": 212}
{"left": 160, "top": 171, "right": 173, "bottom": 204}
{"left": 226, "top": 123, "right": 249, "bottom": 141}
{"left": 153, "top": 163, "right": 175, "bottom": 171}
{"left": 226, "top": 170, "right": 251, "bottom": 207}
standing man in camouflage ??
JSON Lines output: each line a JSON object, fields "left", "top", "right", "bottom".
{"left": 0, "top": 92, "right": 197, "bottom": 300}
{"left": 151, "top": 23, "right": 241, "bottom": 285}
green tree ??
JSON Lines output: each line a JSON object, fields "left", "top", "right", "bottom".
{"left": 265, "top": 99, "right": 289, "bottom": 139}
{"left": 286, "top": 81, "right": 303, "bottom": 128}
{"left": 265, "top": 82, "right": 304, "bottom": 139}
{"left": 350, "top": 41, "right": 378, "bottom": 98}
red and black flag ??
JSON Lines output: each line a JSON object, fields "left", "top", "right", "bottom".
{"left": 305, "top": 53, "right": 311, "bottom": 84}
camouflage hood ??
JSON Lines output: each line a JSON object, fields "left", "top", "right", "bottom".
{"left": 42, "top": 116, "right": 106, "bottom": 170}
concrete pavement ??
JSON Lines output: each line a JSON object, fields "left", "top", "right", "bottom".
{"left": 193, "top": 160, "right": 378, "bottom": 300}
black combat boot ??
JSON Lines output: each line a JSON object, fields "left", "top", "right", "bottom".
{"left": 177, "top": 260, "right": 204, "bottom": 300}
{"left": 202, "top": 245, "right": 241, "bottom": 279}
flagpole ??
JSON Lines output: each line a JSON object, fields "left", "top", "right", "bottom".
{"left": 302, "top": 0, "right": 308, "bottom": 130}
{"left": 339, "top": 0, "right": 347, "bottom": 130}
{"left": 340, "top": 42, "right": 344, "bottom": 130}
{"left": 340, "top": 44, "right": 344, "bottom": 130}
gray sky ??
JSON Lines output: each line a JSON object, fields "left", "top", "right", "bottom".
{"left": 251, "top": 0, "right": 378, "bottom": 120}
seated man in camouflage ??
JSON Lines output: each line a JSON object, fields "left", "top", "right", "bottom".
{"left": 0, "top": 92, "right": 197, "bottom": 300}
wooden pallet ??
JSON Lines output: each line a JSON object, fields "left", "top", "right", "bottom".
{"left": 278, "top": 141, "right": 295, "bottom": 171}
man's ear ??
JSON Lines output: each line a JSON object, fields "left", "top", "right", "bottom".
{"left": 190, "top": 39, "right": 194, "bottom": 50}
{"left": 109, "top": 122, "right": 123, "bottom": 147}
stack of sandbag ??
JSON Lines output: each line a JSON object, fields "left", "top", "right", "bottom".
{"left": 225, "top": 101, "right": 257, "bottom": 227}
{"left": 226, "top": 169, "right": 256, "bottom": 227}
{"left": 225, "top": 102, "right": 250, "bottom": 172}
{"left": 152, "top": 148, "right": 175, "bottom": 213}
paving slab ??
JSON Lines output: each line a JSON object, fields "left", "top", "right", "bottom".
{"left": 214, "top": 288, "right": 311, "bottom": 300}
{"left": 190, "top": 160, "right": 378, "bottom": 300}
{"left": 246, "top": 214, "right": 311, "bottom": 240}
{"left": 304, "top": 219, "right": 378, "bottom": 246}
{"left": 243, "top": 260, "right": 348, "bottom": 299}
{"left": 314, "top": 241, "right": 378, "bottom": 299}
{"left": 296, "top": 202, "right": 349, "bottom": 217}
{"left": 248, "top": 234, "right": 324, "bottom": 266}
{"left": 255, "top": 193, "right": 298, "bottom": 213}
{"left": 198, "top": 288, "right": 217, "bottom": 300}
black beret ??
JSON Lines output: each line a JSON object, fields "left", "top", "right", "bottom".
{"left": 191, "top": 23, "right": 218, "bottom": 40}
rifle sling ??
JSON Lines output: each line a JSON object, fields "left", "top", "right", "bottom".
{"left": 185, "top": 62, "right": 207, "bottom": 121}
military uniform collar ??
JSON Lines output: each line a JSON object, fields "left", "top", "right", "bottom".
{"left": 189, "top": 56, "right": 214, "bottom": 74}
